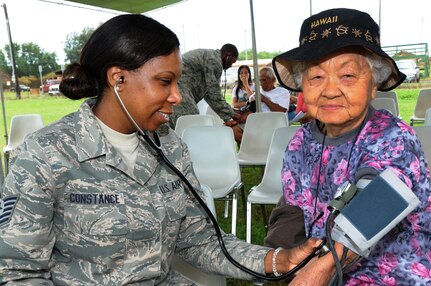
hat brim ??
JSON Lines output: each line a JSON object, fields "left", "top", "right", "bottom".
{"left": 273, "top": 40, "right": 406, "bottom": 92}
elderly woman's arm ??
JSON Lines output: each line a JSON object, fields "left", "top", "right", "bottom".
{"left": 288, "top": 242, "right": 358, "bottom": 285}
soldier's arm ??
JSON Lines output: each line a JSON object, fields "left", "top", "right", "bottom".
{"left": 204, "top": 61, "right": 233, "bottom": 122}
{"left": 173, "top": 142, "right": 268, "bottom": 280}
{"left": 0, "top": 142, "right": 55, "bottom": 284}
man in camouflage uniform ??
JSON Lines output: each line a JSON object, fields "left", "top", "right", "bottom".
{"left": 169, "top": 43, "right": 239, "bottom": 128}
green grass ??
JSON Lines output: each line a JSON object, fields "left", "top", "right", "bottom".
{"left": 0, "top": 87, "right": 424, "bottom": 285}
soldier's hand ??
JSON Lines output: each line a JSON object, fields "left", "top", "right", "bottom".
{"left": 224, "top": 120, "right": 238, "bottom": 127}
{"left": 232, "top": 112, "right": 241, "bottom": 121}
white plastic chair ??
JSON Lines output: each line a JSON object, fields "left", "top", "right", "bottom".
{"left": 197, "top": 99, "right": 209, "bottom": 115}
{"left": 424, "top": 108, "right": 431, "bottom": 126}
{"left": 205, "top": 105, "right": 225, "bottom": 126}
{"left": 371, "top": 98, "right": 398, "bottom": 116}
{"left": 413, "top": 126, "right": 431, "bottom": 166}
{"left": 3, "top": 114, "right": 44, "bottom": 173}
{"left": 171, "top": 184, "right": 226, "bottom": 286}
{"left": 376, "top": 91, "right": 400, "bottom": 118}
{"left": 410, "top": 88, "right": 431, "bottom": 126}
{"left": 174, "top": 114, "right": 215, "bottom": 138}
{"left": 237, "top": 112, "right": 289, "bottom": 166}
{"left": 182, "top": 126, "right": 243, "bottom": 235}
{"left": 246, "top": 126, "right": 300, "bottom": 243}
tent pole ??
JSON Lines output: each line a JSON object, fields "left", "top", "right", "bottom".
{"left": 248, "top": 0, "right": 261, "bottom": 112}
{"left": 0, "top": 71, "right": 6, "bottom": 183}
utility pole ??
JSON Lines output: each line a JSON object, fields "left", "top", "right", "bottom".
{"left": 2, "top": 3, "right": 20, "bottom": 99}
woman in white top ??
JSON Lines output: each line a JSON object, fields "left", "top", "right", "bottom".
{"left": 230, "top": 65, "right": 255, "bottom": 144}
{"left": 231, "top": 65, "right": 255, "bottom": 109}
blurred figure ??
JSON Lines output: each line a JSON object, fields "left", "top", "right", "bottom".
{"left": 169, "top": 44, "right": 239, "bottom": 128}
{"left": 256, "top": 67, "right": 290, "bottom": 113}
{"left": 231, "top": 65, "right": 255, "bottom": 143}
{"left": 232, "top": 65, "right": 255, "bottom": 109}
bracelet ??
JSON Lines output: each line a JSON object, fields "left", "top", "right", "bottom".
{"left": 272, "top": 247, "right": 283, "bottom": 277}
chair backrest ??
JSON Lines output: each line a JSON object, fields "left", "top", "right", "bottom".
{"left": 237, "top": 112, "right": 289, "bottom": 165}
{"left": 258, "top": 126, "right": 300, "bottom": 192}
{"left": 182, "top": 126, "right": 241, "bottom": 198}
{"left": 371, "top": 98, "right": 397, "bottom": 116}
{"left": 199, "top": 184, "right": 217, "bottom": 217}
{"left": 413, "top": 126, "right": 431, "bottom": 166}
{"left": 174, "top": 114, "right": 215, "bottom": 138}
{"left": 425, "top": 108, "right": 431, "bottom": 126}
{"left": 197, "top": 99, "right": 209, "bottom": 115}
{"left": 413, "top": 88, "right": 431, "bottom": 119}
{"left": 4, "top": 114, "right": 44, "bottom": 151}
{"left": 376, "top": 91, "right": 400, "bottom": 117}
{"left": 205, "top": 105, "right": 224, "bottom": 126}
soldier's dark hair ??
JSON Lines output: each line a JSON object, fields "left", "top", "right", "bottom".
{"left": 60, "top": 14, "right": 180, "bottom": 100}
{"left": 221, "top": 43, "right": 239, "bottom": 58}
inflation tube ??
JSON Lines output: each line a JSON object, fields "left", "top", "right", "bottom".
{"left": 113, "top": 78, "right": 324, "bottom": 281}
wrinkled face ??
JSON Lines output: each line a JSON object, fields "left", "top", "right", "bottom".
{"left": 121, "top": 50, "right": 182, "bottom": 132}
{"left": 259, "top": 72, "right": 275, "bottom": 92}
{"left": 302, "top": 51, "right": 377, "bottom": 137}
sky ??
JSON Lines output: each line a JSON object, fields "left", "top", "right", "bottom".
{"left": 0, "top": 0, "right": 430, "bottom": 64}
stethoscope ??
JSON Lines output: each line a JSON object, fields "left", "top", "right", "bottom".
{"left": 113, "top": 76, "right": 325, "bottom": 281}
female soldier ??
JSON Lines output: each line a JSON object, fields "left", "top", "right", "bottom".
{"left": 0, "top": 14, "right": 318, "bottom": 285}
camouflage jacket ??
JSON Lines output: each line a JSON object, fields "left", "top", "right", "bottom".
{"left": 0, "top": 99, "right": 269, "bottom": 285}
{"left": 175, "top": 49, "right": 233, "bottom": 122}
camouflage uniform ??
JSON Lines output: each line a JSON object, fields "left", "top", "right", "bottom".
{"left": 170, "top": 49, "right": 233, "bottom": 128}
{"left": 0, "top": 99, "right": 269, "bottom": 285}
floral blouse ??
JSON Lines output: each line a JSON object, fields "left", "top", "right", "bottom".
{"left": 282, "top": 108, "right": 431, "bottom": 285}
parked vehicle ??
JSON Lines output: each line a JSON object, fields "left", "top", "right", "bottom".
{"left": 396, "top": 60, "right": 420, "bottom": 83}
{"left": 10, "top": 84, "right": 31, "bottom": 92}
{"left": 48, "top": 83, "right": 61, "bottom": 96}
{"left": 40, "top": 79, "right": 61, "bottom": 93}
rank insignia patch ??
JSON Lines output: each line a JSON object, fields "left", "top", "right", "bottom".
{"left": 0, "top": 195, "right": 19, "bottom": 225}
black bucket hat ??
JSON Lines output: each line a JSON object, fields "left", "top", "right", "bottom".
{"left": 273, "top": 8, "right": 406, "bottom": 92}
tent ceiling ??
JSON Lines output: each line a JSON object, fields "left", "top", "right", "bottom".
{"left": 67, "top": 0, "right": 183, "bottom": 13}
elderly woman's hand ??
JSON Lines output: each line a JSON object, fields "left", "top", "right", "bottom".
{"left": 288, "top": 241, "right": 359, "bottom": 286}
{"left": 264, "top": 238, "right": 322, "bottom": 275}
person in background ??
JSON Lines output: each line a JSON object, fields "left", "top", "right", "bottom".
{"left": 266, "top": 8, "right": 430, "bottom": 285}
{"left": 255, "top": 67, "right": 290, "bottom": 113}
{"left": 0, "top": 14, "right": 321, "bottom": 285}
{"left": 231, "top": 65, "right": 255, "bottom": 143}
{"left": 232, "top": 65, "right": 255, "bottom": 109}
{"left": 292, "top": 91, "right": 313, "bottom": 124}
{"left": 231, "top": 67, "right": 291, "bottom": 144}
{"left": 169, "top": 43, "right": 240, "bottom": 128}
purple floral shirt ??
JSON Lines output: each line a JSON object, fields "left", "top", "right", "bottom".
{"left": 282, "top": 108, "right": 431, "bottom": 285}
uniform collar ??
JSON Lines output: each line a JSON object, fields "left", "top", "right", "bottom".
{"left": 74, "top": 98, "right": 110, "bottom": 162}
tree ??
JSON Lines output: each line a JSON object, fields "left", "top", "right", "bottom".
{"left": 2, "top": 43, "right": 59, "bottom": 89}
{"left": 64, "top": 26, "right": 95, "bottom": 64}
{"left": 238, "top": 49, "right": 283, "bottom": 61}
{"left": 16, "top": 43, "right": 59, "bottom": 77}
{"left": 0, "top": 50, "right": 8, "bottom": 75}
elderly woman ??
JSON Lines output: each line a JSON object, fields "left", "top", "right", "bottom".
{"left": 267, "top": 8, "right": 431, "bottom": 285}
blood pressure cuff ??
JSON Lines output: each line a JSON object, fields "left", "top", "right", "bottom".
{"left": 264, "top": 196, "right": 307, "bottom": 249}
